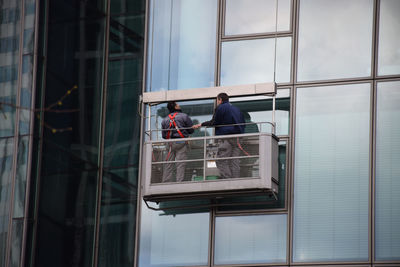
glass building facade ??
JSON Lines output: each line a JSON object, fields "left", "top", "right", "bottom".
{"left": 0, "top": 0, "right": 398, "bottom": 267}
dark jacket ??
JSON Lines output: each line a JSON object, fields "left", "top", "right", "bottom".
{"left": 201, "top": 101, "right": 245, "bottom": 135}
{"left": 162, "top": 110, "right": 194, "bottom": 139}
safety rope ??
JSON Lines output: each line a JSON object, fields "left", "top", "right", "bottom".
{"left": 236, "top": 137, "right": 250, "bottom": 156}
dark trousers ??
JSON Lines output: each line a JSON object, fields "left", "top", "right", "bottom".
{"left": 216, "top": 138, "right": 240, "bottom": 178}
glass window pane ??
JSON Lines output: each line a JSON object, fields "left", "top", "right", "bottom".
{"left": 13, "top": 136, "right": 29, "bottom": 218}
{"left": 43, "top": 17, "right": 105, "bottom": 164}
{"left": 98, "top": 167, "right": 138, "bottom": 267}
{"left": 0, "top": 137, "right": 14, "bottom": 267}
{"left": 111, "top": 0, "right": 145, "bottom": 15}
{"left": 34, "top": 171, "right": 98, "bottom": 267}
{"left": 297, "top": 0, "right": 373, "bottom": 81}
{"left": 34, "top": 1, "right": 106, "bottom": 266}
{"left": 293, "top": 83, "right": 370, "bottom": 262}
{"left": 147, "top": 0, "right": 217, "bottom": 91}
{"left": 10, "top": 219, "right": 23, "bottom": 267}
{"left": 23, "top": 0, "right": 35, "bottom": 53}
{"left": 104, "top": 58, "right": 142, "bottom": 167}
{"left": 221, "top": 37, "right": 291, "bottom": 85}
{"left": 0, "top": 0, "right": 20, "bottom": 138}
{"left": 225, "top": 0, "right": 291, "bottom": 35}
{"left": 109, "top": 15, "right": 144, "bottom": 56}
{"left": 214, "top": 214, "right": 287, "bottom": 264}
{"left": 0, "top": 92, "right": 16, "bottom": 138}
{"left": 377, "top": 0, "right": 400, "bottom": 76}
{"left": 19, "top": 54, "right": 33, "bottom": 135}
{"left": 138, "top": 203, "right": 209, "bottom": 267}
{"left": 375, "top": 81, "right": 400, "bottom": 260}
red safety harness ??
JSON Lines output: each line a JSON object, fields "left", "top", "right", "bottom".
{"left": 166, "top": 112, "right": 185, "bottom": 139}
{"left": 165, "top": 112, "right": 185, "bottom": 161}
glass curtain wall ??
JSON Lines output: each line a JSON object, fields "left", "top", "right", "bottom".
{"left": 140, "top": 1, "right": 291, "bottom": 266}
{"left": 139, "top": 0, "right": 400, "bottom": 266}
{"left": 0, "top": 0, "right": 37, "bottom": 266}
{"left": 0, "top": 0, "right": 21, "bottom": 265}
{"left": 31, "top": 0, "right": 145, "bottom": 266}
{"left": 33, "top": 0, "right": 106, "bottom": 266}
{"left": 221, "top": 0, "right": 292, "bottom": 86}
{"left": 97, "top": 0, "right": 145, "bottom": 266}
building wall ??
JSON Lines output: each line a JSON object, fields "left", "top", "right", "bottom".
{"left": 1, "top": 0, "right": 399, "bottom": 267}
{"left": 138, "top": 0, "right": 400, "bottom": 266}
{"left": 0, "top": 0, "right": 37, "bottom": 266}
{"left": 25, "top": 0, "right": 144, "bottom": 267}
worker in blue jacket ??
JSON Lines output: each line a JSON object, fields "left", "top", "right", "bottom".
{"left": 194, "top": 93, "right": 245, "bottom": 178}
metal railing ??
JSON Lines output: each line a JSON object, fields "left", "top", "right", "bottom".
{"left": 145, "top": 121, "right": 276, "bottom": 139}
{"left": 144, "top": 122, "right": 276, "bottom": 184}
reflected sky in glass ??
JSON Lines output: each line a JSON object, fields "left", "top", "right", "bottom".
{"left": 297, "top": 0, "right": 373, "bottom": 81}
{"left": 375, "top": 81, "right": 400, "bottom": 260}
{"left": 147, "top": 0, "right": 217, "bottom": 91}
{"left": 378, "top": 0, "right": 400, "bottom": 76}
{"left": 214, "top": 214, "right": 287, "bottom": 264}
{"left": 293, "top": 83, "right": 370, "bottom": 262}
{"left": 225, "top": 0, "right": 291, "bottom": 35}
{"left": 221, "top": 37, "right": 291, "bottom": 85}
{"left": 138, "top": 202, "right": 209, "bottom": 266}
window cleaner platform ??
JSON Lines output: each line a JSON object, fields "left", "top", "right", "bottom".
{"left": 142, "top": 126, "right": 279, "bottom": 203}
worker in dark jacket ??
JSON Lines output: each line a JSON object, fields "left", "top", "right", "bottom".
{"left": 194, "top": 93, "right": 245, "bottom": 178}
{"left": 161, "top": 101, "right": 194, "bottom": 182}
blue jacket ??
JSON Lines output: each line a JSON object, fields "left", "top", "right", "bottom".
{"left": 161, "top": 110, "right": 194, "bottom": 139}
{"left": 202, "top": 101, "right": 245, "bottom": 135}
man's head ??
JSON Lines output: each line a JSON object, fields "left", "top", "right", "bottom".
{"left": 167, "top": 101, "right": 180, "bottom": 113}
{"left": 217, "top": 92, "right": 229, "bottom": 106}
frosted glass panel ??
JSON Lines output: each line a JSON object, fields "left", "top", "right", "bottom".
{"left": 214, "top": 214, "right": 287, "bottom": 264}
{"left": 138, "top": 202, "right": 209, "bottom": 266}
{"left": 297, "top": 0, "right": 373, "bottom": 81}
{"left": 375, "top": 81, "right": 400, "bottom": 260}
{"left": 293, "top": 83, "right": 370, "bottom": 262}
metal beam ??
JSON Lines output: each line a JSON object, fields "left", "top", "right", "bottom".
{"left": 142, "top": 82, "right": 276, "bottom": 103}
